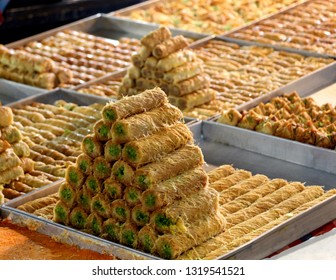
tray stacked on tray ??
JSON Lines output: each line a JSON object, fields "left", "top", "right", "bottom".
{"left": 113, "top": 0, "right": 304, "bottom": 35}
{"left": 227, "top": 0, "right": 336, "bottom": 56}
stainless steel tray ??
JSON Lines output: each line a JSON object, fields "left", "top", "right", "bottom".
{"left": 191, "top": 36, "right": 336, "bottom": 118}
{"left": 0, "top": 78, "right": 47, "bottom": 105}
{"left": 4, "top": 13, "right": 209, "bottom": 96}
{"left": 7, "top": 88, "right": 111, "bottom": 108}
{"left": 111, "top": 0, "right": 308, "bottom": 38}
{"left": 1, "top": 120, "right": 336, "bottom": 260}
{"left": 223, "top": 0, "right": 336, "bottom": 59}
{"left": 73, "top": 69, "right": 199, "bottom": 124}
{"left": 197, "top": 118, "right": 336, "bottom": 179}
{"left": 236, "top": 60, "right": 336, "bottom": 112}
{"left": 7, "top": 14, "right": 208, "bottom": 49}
{"left": 7, "top": 87, "right": 197, "bottom": 133}
{"left": 0, "top": 181, "right": 159, "bottom": 260}
{"left": 191, "top": 121, "right": 336, "bottom": 259}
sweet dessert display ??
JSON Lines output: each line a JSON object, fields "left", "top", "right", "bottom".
{"left": 2, "top": 30, "right": 141, "bottom": 88}
{"left": 0, "top": 44, "right": 72, "bottom": 89}
{"left": 217, "top": 91, "right": 336, "bottom": 149}
{"left": 118, "top": 27, "right": 215, "bottom": 111}
{"left": 118, "top": 0, "right": 302, "bottom": 35}
{"left": 229, "top": 0, "right": 336, "bottom": 56}
{"left": 0, "top": 105, "right": 62, "bottom": 202}
{"left": 78, "top": 75, "right": 123, "bottom": 99}
{"left": 51, "top": 87, "right": 225, "bottom": 259}
{"left": 4, "top": 100, "right": 105, "bottom": 194}
{"left": 183, "top": 40, "right": 333, "bottom": 119}
{"left": 178, "top": 164, "right": 336, "bottom": 259}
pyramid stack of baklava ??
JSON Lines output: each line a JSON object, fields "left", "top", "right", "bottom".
{"left": 118, "top": 27, "right": 215, "bottom": 111}
{"left": 54, "top": 87, "right": 225, "bottom": 259}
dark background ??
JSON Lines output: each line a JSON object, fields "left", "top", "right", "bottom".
{"left": 0, "top": 0, "right": 143, "bottom": 44}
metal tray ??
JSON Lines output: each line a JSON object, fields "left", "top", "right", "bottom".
{"left": 1, "top": 120, "right": 336, "bottom": 260}
{"left": 73, "top": 69, "right": 199, "bottom": 125}
{"left": 202, "top": 120, "right": 336, "bottom": 176}
{"left": 190, "top": 36, "right": 336, "bottom": 119}
{"left": 7, "top": 88, "right": 111, "bottom": 108}
{"left": 223, "top": 0, "right": 336, "bottom": 59}
{"left": 191, "top": 121, "right": 336, "bottom": 259}
{"left": 7, "top": 87, "right": 197, "bottom": 133}
{"left": 0, "top": 181, "right": 159, "bottom": 260}
{"left": 0, "top": 78, "right": 47, "bottom": 105}
{"left": 111, "top": 0, "right": 308, "bottom": 38}
{"left": 191, "top": 122, "right": 336, "bottom": 189}
{"left": 3, "top": 13, "right": 209, "bottom": 96}
{"left": 7, "top": 14, "right": 208, "bottom": 49}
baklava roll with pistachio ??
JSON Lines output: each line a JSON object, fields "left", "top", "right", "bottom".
{"left": 85, "top": 175, "right": 102, "bottom": 196}
{"left": 53, "top": 200, "right": 70, "bottom": 225}
{"left": 85, "top": 212, "right": 104, "bottom": 236}
{"left": 102, "top": 218, "right": 123, "bottom": 242}
{"left": 93, "top": 157, "right": 111, "bottom": 180}
{"left": 103, "top": 177, "right": 124, "bottom": 201}
{"left": 150, "top": 188, "right": 219, "bottom": 233}
{"left": 93, "top": 119, "right": 111, "bottom": 142}
{"left": 122, "top": 123, "right": 192, "bottom": 167}
{"left": 104, "top": 140, "right": 122, "bottom": 162}
{"left": 81, "top": 134, "right": 103, "bottom": 158}
{"left": 140, "top": 26, "right": 171, "bottom": 49}
{"left": 102, "top": 87, "right": 168, "bottom": 124}
{"left": 119, "top": 222, "right": 138, "bottom": 249}
{"left": 91, "top": 193, "right": 111, "bottom": 219}
{"left": 141, "top": 167, "right": 207, "bottom": 212}
{"left": 76, "top": 153, "right": 93, "bottom": 175}
{"left": 154, "top": 212, "right": 225, "bottom": 259}
{"left": 111, "top": 104, "right": 183, "bottom": 144}
{"left": 131, "top": 204, "right": 150, "bottom": 227}
{"left": 76, "top": 187, "right": 92, "bottom": 213}
{"left": 110, "top": 199, "right": 131, "bottom": 222}
{"left": 65, "top": 165, "right": 85, "bottom": 189}
{"left": 137, "top": 225, "right": 158, "bottom": 254}
{"left": 134, "top": 145, "right": 204, "bottom": 190}
{"left": 58, "top": 181, "right": 76, "bottom": 208}
{"left": 69, "top": 206, "right": 88, "bottom": 229}
{"left": 124, "top": 186, "right": 142, "bottom": 207}
{"left": 153, "top": 35, "right": 189, "bottom": 59}
{"left": 112, "top": 160, "right": 135, "bottom": 187}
